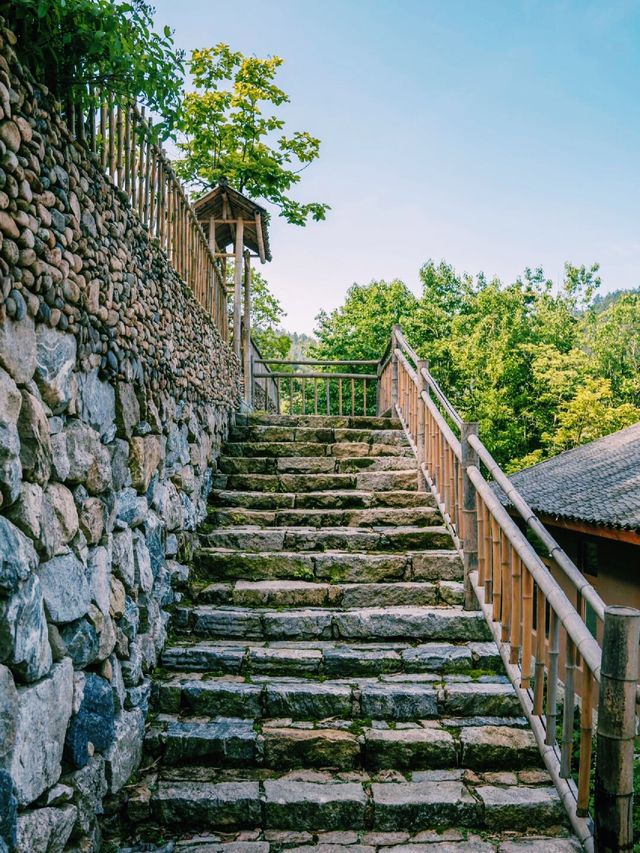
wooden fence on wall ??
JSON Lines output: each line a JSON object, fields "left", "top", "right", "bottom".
{"left": 65, "top": 97, "right": 228, "bottom": 339}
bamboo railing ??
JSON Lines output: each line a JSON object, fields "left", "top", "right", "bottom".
{"left": 251, "top": 358, "right": 379, "bottom": 416}
{"left": 65, "top": 97, "right": 228, "bottom": 338}
{"left": 378, "top": 325, "right": 640, "bottom": 853}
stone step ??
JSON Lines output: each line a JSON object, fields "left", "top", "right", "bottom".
{"left": 209, "top": 489, "right": 429, "bottom": 511}
{"left": 136, "top": 771, "right": 566, "bottom": 833}
{"left": 158, "top": 638, "right": 502, "bottom": 680}
{"left": 218, "top": 455, "right": 418, "bottom": 475}
{"left": 238, "top": 414, "right": 402, "bottom": 430}
{"left": 208, "top": 505, "right": 439, "bottom": 529}
{"left": 200, "top": 525, "right": 452, "bottom": 553}
{"left": 146, "top": 716, "right": 542, "bottom": 773}
{"left": 195, "top": 579, "right": 464, "bottom": 609}
{"left": 229, "top": 426, "right": 409, "bottom": 446}
{"left": 153, "top": 674, "right": 520, "bottom": 721}
{"left": 180, "top": 605, "right": 491, "bottom": 643}
{"left": 223, "top": 442, "right": 412, "bottom": 460}
{"left": 194, "top": 549, "right": 463, "bottom": 583}
{"left": 214, "top": 471, "right": 418, "bottom": 494}
{"left": 116, "top": 831, "right": 584, "bottom": 853}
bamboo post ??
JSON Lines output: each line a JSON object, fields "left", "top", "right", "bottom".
{"left": 594, "top": 605, "right": 640, "bottom": 852}
{"left": 461, "top": 422, "right": 479, "bottom": 610}
{"left": 545, "top": 610, "right": 560, "bottom": 746}
{"left": 243, "top": 250, "right": 252, "bottom": 406}
{"left": 233, "top": 218, "right": 244, "bottom": 359}
{"left": 416, "top": 359, "right": 428, "bottom": 490}
{"left": 391, "top": 327, "right": 399, "bottom": 412}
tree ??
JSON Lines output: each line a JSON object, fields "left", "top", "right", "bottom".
{"left": 544, "top": 378, "right": 640, "bottom": 452}
{"left": 175, "top": 45, "right": 329, "bottom": 225}
{"left": 313, "top": 279, "right": 419, "bottom": 362}
{"left": 311, "top": 259, "right": 639, "bottom": 472}
{"left": 225, "top": 266, "right": 289, "bottom": 360}
{"left": 249, "top": 270, "right": 290, "bottom": 360}
{"left": 5, "top": 0, "right": 184, "bottom": 134}
{"left": 588, "top": 293, "right": 640, "bottom": 405}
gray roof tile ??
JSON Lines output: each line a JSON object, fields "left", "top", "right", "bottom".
{"left": 494, "top": 422, "right": 640, "bottom": 532}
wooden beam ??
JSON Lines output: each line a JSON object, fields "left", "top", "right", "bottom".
{"left": 243, "top": 249, "right": 252, "bottom": 405}
{"left": 508, "top": 509, "right": 640, "bottom": 547}
{"left": 255, "top": 212, "right": 267, "bottom": 263}
{"left": 233, "top": 217, "right": 244, "bottom": 360}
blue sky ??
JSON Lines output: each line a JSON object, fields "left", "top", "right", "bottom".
{"left": 153, "top": 0, "right": 640, "bottom": 333}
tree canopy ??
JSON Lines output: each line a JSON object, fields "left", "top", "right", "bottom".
{"left": 313, "top": 263, "right": 640, "bottom": 471}
{"left": 175, "top": 45, "right": 329, "bottom": 226}
{"left": 6, "top": 0, "right": 184, "bottom": 133}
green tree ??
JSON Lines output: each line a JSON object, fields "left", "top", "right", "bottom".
{"left": 544, "top": 378, "right": 640, "bottom": 451}
{"left": 176, "top": 45, "right": 329, "bottom": 225}
{"left": 313, "top": 279, "right": 419, "bottom": 361}
{"left": 249, "top": 270, "right": 290, "bottom": 360}
{"left": 6, "top": 0, "right": 184, "bottom": 134}
{"left": 588, "top": 293, "right": 640, "bottom": 405}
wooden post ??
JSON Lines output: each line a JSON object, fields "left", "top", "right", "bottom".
{"left": 416, "top": 359, "right": 428, "bottom": 490}
{"left": 461, "top": 422, "right": 479, "bottom": 610}
{"left": 594, "top": 605, "right": 640, "bottom": 852}
{"left": 233, "top": 217, "right": 244, "bottom": 359}
{"left": 391, "top": 326, "right": 399, "bottom": 412}
{"left": 243, "top": 250, "right": 252, "bottom": 406}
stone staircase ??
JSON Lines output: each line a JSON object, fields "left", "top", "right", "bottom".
{"left": 115, "top": 414, "right": 582, "bottom": 852}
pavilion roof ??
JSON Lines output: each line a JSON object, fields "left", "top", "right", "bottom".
{"left": 192, "top": 183, "right": 272, "bottom": 262}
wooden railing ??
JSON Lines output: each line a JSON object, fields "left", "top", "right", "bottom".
{"left": 251, "top": 358, "right": 379, "bottom": 416}
{"left": 65, "top": 97, "right": 228, "bottom": 337}
{"left": 378, "top": 325, "right": 640, "bottom": 853}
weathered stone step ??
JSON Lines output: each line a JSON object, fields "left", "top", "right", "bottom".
{"left": 214, "top": 471, "right": 418, "bottom": 494}
{"left": 117, "top": 830, "right": 583, "bottom": 852}
{"left": 218, "top": 455, "right": 418, "bottom": 475}
{"left": 194, "top": 549, "right": 463, "bottom": 583}
{"left": 209, "top": 489, "right": 429, "bottom": 511}
{"left": 238, "top": 414, "right": 402, "bottom": 430}
{"left": 138, "top": 772, "right": 566, "bottom": 833}
{"left": 200, "top": 525, "right": 452, "bottom": 553}
{"left": 159, "top": 638, "right": 501, "bottom": 680}
{"left": 208, "top": 505, "right": 439, "bottom": 529}
{"left": 229, "top": 426, "right": 409, "bottom": 446}
{"left": 195, "top": 579, "right": 463, "bottom": 609}
{"left": 181, "top": 605, "right": 492, "bottom": 643}
{"left": 154, "top": 673, "right": 520, "bottom": 721}
{"left": 223, "top": 441, "right": 411, "bottom": 459}
{"left": 146, "top": 716, "right": 541, "bottom": 773}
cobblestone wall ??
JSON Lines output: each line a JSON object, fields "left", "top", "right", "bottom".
{"left": 0, "top": 23, "right": 240, "bottom": 853}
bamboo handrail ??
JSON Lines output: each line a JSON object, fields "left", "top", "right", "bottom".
{"left": 251, "top": 356, "right": 380, "bottom": 417}
{"left": 377, "top": 324, "right": 640, "bottom": 851}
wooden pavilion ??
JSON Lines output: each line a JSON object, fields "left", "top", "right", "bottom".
{"left": 192, "top": 181, "right": 272, "bottom": 403}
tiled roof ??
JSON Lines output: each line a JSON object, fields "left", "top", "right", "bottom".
{"left": 494, "top": 422, "right": 640, "bottom": 532}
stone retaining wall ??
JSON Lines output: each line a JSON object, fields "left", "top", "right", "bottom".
{"left": 0, "top": 23, "right": 240, "bottom": 853}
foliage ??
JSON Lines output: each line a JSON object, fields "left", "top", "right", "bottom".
{"left": 313, "top": 264, "right": 640, "bottom": 470}
{"left": 313, "top": 279, "right": 419, "bottom": 362}
{"left": 249, "top": 271, "right": 290, "bottom": 360}
{"left": 175, "top": 44, "right": 329, "bottom": 225}
{"left": 226, "top": 265, "right": 289, "bottom": 360}
{"left": 5, "top": 0, "right": 184, "bottom": 134}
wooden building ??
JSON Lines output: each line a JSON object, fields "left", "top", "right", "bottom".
{"left": 192, "top": 181, "right": 271, "bottom": 405}
{"left": 497, "top": 422, "right": 640, "bottom": 623}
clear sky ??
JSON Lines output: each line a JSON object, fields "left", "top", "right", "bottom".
{"left": 153, "top": 0, "right": 640, "bottom": 334}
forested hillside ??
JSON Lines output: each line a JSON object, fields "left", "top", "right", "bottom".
{"left": 312, "top": 262, "right": 640, "bottom": 471}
